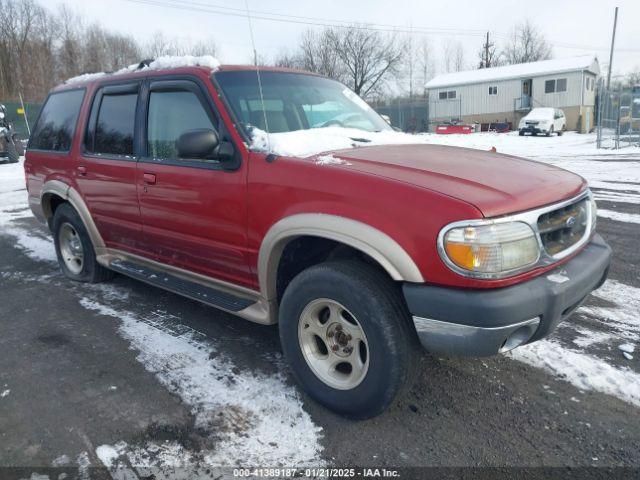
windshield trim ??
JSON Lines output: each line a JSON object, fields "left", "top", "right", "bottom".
{"left": 210, "top": 72, "right": 252, "bottom": 147}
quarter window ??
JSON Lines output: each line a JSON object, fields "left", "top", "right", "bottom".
{"left": 147, "top": 90, "right": 215, "bottom": 159}
{"left": 545, "top": 80, "right": 556, "bottom": 93}
{"left": 438, "top": 91, "right": 447, "bottom": 100}
{"left": 447, "top": 90, "right": 456, "bottom": 99}
{"left": 29, "top": 89, "right": 85, "bottom": 152}
{"left": 488, "top": 86, "right": 497, "bottom": 95}
{"left": 93, "top": 93, "right": 137, "bottom": 156}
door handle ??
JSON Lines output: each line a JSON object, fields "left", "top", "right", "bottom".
{"left": 77, "top": 165, "right": 87, "bottom": 176}
{"left": 143, "top": 173, "right": 157, "bottom": 185}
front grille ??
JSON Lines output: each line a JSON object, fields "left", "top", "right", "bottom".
{"left": 526, "top": 121, "right": 539, "bottom": 125}
{"left": 537, "top": 198, "right": 589, "bottom": 256}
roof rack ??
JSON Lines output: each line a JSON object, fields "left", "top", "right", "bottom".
{"left": 137, "top": 59, "right": 154, "bottom": 70}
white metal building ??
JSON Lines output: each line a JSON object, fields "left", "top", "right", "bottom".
{"left": 425, "top": 55, "right": 600, "bottom": 133}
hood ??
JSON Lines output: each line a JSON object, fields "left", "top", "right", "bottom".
{"left": 523, "top": 108, "right": 554, "bottom": 121}
{"left": 324, "top": 144, "right": 586, "bottom": 217}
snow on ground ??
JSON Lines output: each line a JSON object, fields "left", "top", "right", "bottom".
{"left": 80, "top": 297, "right": 322, "bottom": 469}
{"left": 1, "top": 131, "right": 639, "bottom": 466}
{"left": 0, "top": 159, "right": 56, "bottom": 262}
{"left": 0, "top": 158, "right": 323, "bottom": 470}
{"left": 509, "top": 279, "right": 640, "bottom": 407}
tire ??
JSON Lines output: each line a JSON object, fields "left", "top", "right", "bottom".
{"left": 279, "top": 260, "right": 420, "bottom": 419}
{"left": 557, "top": 125, "right": 564, "bottom": 136}
{"left": 518, "top": 130, "right": 524, "bottom": 136}
{"left": 52, "top": 203, "right": 114, "bottom": 283}
{"left": 5, "top": 136, "right": 18, "bottom": 163}
{"left": 12, "top": 134, "right": 24, "bottom": 156}
{"left": 546, "top": 126, "right": 553, "bottom": 137}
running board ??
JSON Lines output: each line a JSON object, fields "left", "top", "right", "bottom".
{"left": 109, "top": 259, "right": 255, "bottom": 312}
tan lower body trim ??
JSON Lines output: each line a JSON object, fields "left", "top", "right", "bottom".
{"left": 97, "top": 248, "right": 276, "bottom": 325}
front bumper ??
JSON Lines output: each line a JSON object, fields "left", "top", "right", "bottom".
{"left": 520, "top": 125, "right": 549, "bottom": 135}
{"left": 403, "top": 234, "right": 611, "bottom": 357}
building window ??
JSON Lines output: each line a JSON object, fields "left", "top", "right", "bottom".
{"left": 556, "top": 78, "right": 567, "bottom": 92}
{"left": 438, "top": 90, "right": 456, "bottom": 100}
{"left": 545, "top": 79, "right": 556, "bottom": 93}
{"left": 488, "top": 86, "right": 497, "bottom": 95}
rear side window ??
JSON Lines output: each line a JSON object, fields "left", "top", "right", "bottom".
{"left": 94, "top": 93, "right": 137, "bottom": 156}
{"left": 147, "top": 90, "right": 214, "bottom": 159}
{"left": 30, "top": 89, "right": 85, "bottom": 152}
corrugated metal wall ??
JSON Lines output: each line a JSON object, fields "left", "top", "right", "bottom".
{"left": 428, "top": 71, "right": 594, "bottom": 121}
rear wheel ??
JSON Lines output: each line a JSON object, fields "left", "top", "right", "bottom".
{"left": 279, "top": 260, "right": 420, "bottom": 418}
{"left": 53, "top": 203, "right": 114, "bottom": 283}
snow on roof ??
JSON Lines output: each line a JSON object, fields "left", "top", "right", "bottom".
{"left": 65, "top": 55, "right": 220, "bottom": 84}
{"left": 426, "top": 55, "right": 598, "bottom": 89}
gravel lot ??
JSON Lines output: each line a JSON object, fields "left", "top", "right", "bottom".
{"left": 1, "top": 133, "right": 639, "bottom": 478}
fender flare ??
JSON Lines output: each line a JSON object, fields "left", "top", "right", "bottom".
{"left": 41, "top": 180, "right": 106, "bottom": 251}
{"left": 258, "top": 213, "right": 424, "bottom": 301}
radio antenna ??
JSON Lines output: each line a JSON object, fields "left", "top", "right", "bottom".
{"left": 244, "top": 0, "right": 271, "bottom": 153}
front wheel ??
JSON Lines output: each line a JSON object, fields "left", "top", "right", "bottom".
{"left": 279, "top": 260, "right": 420, "bottom": 419}
{"left": 546, "top": 126, "right": 553, "bottom": 137}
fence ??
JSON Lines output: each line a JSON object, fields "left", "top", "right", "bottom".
{"left": 0, "top": 100, "right": 42, "bottom": 139}
{"left": 372, "top": 99, "right": 429, "bottom": 133}
{"left": 596, "top": 82, "right": 640, "bottom": 149}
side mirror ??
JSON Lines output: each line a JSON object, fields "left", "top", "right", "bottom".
{"left": 176, "top": 129, "right": 219, "bottom": 159}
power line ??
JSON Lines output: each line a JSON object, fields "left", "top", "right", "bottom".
{"left": 121, "top": 0, "right": 640, "bottom": 54}
{"left": 122, "top": 0, "right": 493, "bottom": 37}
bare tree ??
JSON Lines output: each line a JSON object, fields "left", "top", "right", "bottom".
{"left": 417, "top": 38, "right": 433, "bottom": 96}
{"left": 327, "top": 26, "right": 405, "bottom": 98}
{"left": 187, "top": 37, "right": 218, "bottom": 57}
{"left": 442, "top": 39, "right": 465, "bottom": 73}
{"left": 273, "top": 49, "right": 301, "bottom": 69}
{"left": 0, "top": 1, "right": 220, "bottom": 102}
{"left": 297, "top": 29, "right": 345, "bottom": 81}
{"left": 627, "top": 67, "right": 640, "bottom": 87}
{"left": 56, "top": 4, "right": 82, "bottom": 80}
{"left": 503, "top": 20, "right": 552, "bottom": 65}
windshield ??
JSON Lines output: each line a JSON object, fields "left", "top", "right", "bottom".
{"left": 214, "top": 70, "right": 392, "bottom": 136}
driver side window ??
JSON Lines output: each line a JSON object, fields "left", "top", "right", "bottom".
{"left": 147, "top": 90, "right": 214, "bottom": 159}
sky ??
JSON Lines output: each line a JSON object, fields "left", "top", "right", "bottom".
{"left": 42, "top": 0, "right": 640, "bottom": 79}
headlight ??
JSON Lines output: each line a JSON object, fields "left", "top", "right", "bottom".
{"left": 439, "top": 221, "right": 540, "bottom": 278}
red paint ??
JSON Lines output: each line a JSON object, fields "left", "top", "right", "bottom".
{"left": 25, "top": 65, "right": 591, "bottom": 293}
{"left": 436, "top": 124, "right": 474, "bottom": 134}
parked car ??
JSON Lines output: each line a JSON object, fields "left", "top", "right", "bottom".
{"left": 519, "top": 108, "right": 566, "bottom": 136}
{"left": 24, "top": 61, "right": 611, "bottom": 418}
{"left": 0, "top": 104, "right": 20, "bottom": 163}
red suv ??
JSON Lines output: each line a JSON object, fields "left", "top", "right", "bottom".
{"left": 25, "top": 59, "right": 611, "bottom": 418}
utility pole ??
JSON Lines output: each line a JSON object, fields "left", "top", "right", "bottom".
{"left": 481, "top": 31, "right": 494, "bottom": 69}
{"left": 606, "top": 6, "right": 618, "bottom": 89}
{"left": 484, "top": 32, "right": 490, "bottom": 68}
